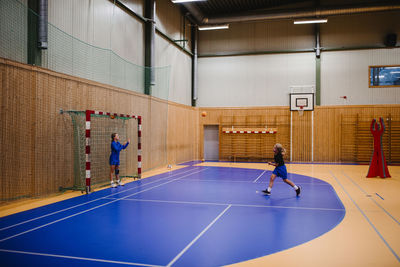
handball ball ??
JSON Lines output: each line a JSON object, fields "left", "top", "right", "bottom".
{"left": 201, "top": 111, "right": 207, "bottom": 117}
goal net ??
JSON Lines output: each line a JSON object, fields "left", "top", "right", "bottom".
{"left": 65, "top": 110, "right": 141, "bottom": 193}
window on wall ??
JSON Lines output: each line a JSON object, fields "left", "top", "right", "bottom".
{"left": 369, "top": 65, "right": 400, "bottom": 87}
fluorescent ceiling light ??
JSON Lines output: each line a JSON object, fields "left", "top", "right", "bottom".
{"left": 198, "top": 24, "right": 229, "bottom": 31}
{"left": 294, "top": 18, "right": 328, "bottom": 24}
{"left": 171, "top": 0, "right": 207, "bottom": 3}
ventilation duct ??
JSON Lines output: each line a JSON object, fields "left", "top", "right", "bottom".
{"left": 184, "top": 2, "right": 400, "bottom": 25}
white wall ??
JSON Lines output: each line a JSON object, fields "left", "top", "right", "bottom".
{"left": 155, "top": 0, "right": 181, "bottom": 41}
{"left": 46, "top": 0, "right": 192, "bottom": 105}
{"left": 198, "top": 53, "right": 315, "bottom": 107}
{"left": 156, "top": 35, "right": 192, "bottom": 105}
{"left": 197, "top": 11, "right": 400, "bottom": 107}
{"left": 198, "top": 19, "right": 316, "bottom": 107}
{"left": 48, "top": 0, "right": 144, "bottom": 65}
{"left": 120, "top": 0, "right": 144, "bottom": 17}
{"left": 155, "top": 0, "right": 192, "bottom": 105}
{"left": 321, "top": 48, "right": 400, "bottom": 105}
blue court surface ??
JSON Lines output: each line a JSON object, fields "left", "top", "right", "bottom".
{"left": 0, "top": 164, "right": 345, "bottom": 266}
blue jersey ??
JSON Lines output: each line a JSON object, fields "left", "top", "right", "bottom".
{"left": 109, "top": 141, "right": 129, "bottom": 165}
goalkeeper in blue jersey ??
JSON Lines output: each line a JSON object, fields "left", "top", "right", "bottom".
{"left": 109, "top": 133, "right": 130, "bottom": 188}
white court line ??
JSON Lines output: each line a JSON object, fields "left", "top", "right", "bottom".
{"left": 233, "top": 203, "right": 344, "bottom": 211}
{"left": 329, "top": 170, "right": 400, "bottom": 262}
{"left": 0, "top": 168, "right": 208, "bottom": 243}
{"left": 158, "top": 178, "right": 331, "bottom": 186}
{"left": 105, "top": 197, "right": 345, "bottom": 211}
{"left": 0, "top": 167, "right": 201, "bottom": 232}
{"left": 0, "top": 248, "right": 163, "bottom": 267}
{"left": 253, "top": 170, "right": 268, "bottom": 183}
{"left": 341, "top": 170, "right": 400, "bottom": 227}
{"left": 103, "top": 197, "right": 228, "bottom": 207}
{"left": 166, "top": 205, "right": 232, "bottom": 267}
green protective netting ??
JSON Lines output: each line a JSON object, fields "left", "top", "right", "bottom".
{"left": 0, "top": 0, "right": 170, "bottom": 101}
{"left": 66, "top": 111, "right": 139, "bottom": 190}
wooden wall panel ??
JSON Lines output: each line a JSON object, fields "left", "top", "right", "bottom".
{"left": 199, "top": 105, "right": 400, "bottom": 163}
{"left": 199, "top": 107, "right": 291, "bottom": 162}
{"left": 167, "top": 102, "right": 198, "bottom": 165}
{"left": 147, "top": 98, "right": 169, "bottom": 168}
{"left": 291, "top": 110, "right": 312, "bottom": 162}
{"left": 314, "top": 106, "right": 400, "bottom": 163}
{"left": 0, "top": 58, "right": 198, "bottom": 201}
{"left": 391, "top": 118, "right": 400, "bottom": 163}
{"left": 0, "top": 61, "right": 36, "bottom": 200}
{"left": 314, "top": 107, "right": 343, "bottom": 162}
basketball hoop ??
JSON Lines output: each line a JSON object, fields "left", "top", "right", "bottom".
{"left": 290, "top": 93, "right": 313, "bottom": 116}
{"left": 298, "top": 106, "right": 304, "bottom": 116}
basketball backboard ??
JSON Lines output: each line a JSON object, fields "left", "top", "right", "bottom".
{"left": 290, "top": 93, "right": 314, "bottom": 111}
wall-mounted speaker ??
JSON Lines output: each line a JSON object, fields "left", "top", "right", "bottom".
{"left": 384, "top": 33, "right": 397, "bottom": 47}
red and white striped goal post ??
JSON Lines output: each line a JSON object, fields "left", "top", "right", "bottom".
{"left": 85, "top": 110, "right": 142, "bottom": 194}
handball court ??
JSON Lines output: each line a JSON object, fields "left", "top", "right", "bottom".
{"left": 0, "top": 161, "right": 399, "bottom": 266}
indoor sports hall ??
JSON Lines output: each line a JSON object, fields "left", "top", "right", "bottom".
{"left": 1, "top": 0, "right": 400, "bottom": 266}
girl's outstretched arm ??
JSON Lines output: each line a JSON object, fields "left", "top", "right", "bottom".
{"left": 122, "top": 139, "right": 130, "bottom": 149}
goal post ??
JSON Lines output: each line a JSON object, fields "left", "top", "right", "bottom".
{"left": 64, "top": 109, "right": 142, "bottom": 193}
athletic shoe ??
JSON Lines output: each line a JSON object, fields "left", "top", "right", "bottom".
{"left": 296, "top": 186, "right": 301, "bottom": 196}
{"left": 117, "top": 179, "right": 125, "bottom": 186}
{"left": 111, "top": 182, "right": 117, "bottom": 188}
{"left": 262, "top": 189, "right": 271, "bottom": 196}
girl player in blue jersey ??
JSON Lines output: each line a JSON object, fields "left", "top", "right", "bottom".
{"left": 110, "top": 133, "right": 130, "bottom": 188}
{"left": 262, "top": 143, "right": 301, "bottom": 196}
